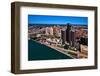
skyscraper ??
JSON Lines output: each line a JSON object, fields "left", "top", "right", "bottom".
{"left": 61, "top": 29, "right": 66, "bottom": 44}
{"left": 61, "top": 23, "right": 76, "bottom": 47}
{"left": 71, "top": 30, "right": 76, "bottom": 47}
{"left": 66, "top": 23, "right": 72, "bottom": 43}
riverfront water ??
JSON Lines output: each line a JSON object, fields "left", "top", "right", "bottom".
{"left": 28, "top": 39, "right": 72, "bottom": 61}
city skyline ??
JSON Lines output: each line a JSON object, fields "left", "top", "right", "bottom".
{"left": 28, "top": 15, "right": 88, "bottom": 25}
{"left": 28, "top": 23, "right": 88, "bottom": 59}
{"left": 28, "top": 15, "right": 88, "bottom": 60}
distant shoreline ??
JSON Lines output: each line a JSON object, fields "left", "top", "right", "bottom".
{"left": 28, "top": 23, "right": 88, "bottom": 27}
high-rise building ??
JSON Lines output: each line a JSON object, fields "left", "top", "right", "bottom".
{"left": 66, "top": 23, "right": 72, "bottom": 43}
{"left": 45, "top": 27, "right": 49, "bottom": 35}
{"left": 53, "top": 26, "right": 61, "bottom": 37}
{"left": 80, "top": 37, "right": 88, "bottom": 45}
{"left": 49, "top": 27, "right": 53, "bottom": 35}
{"left": 65, "top": 23, "right": 76, "bottom": 47}
{"left": 68, "top": 30, "right": 71, "bottom": 45}
{"left": 71, "top": 30, "right": 76, "bottom": 47}
{"left": 61, "top": 29, "right": 66, "bottom": 44}
{"left": 61, "top": 23, "right": 76, "bottom": 47}
{"left": 45, "top": 27, "right": 53, "bottom": 35}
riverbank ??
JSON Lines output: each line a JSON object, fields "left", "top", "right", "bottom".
{"left": 28, "top": 39, "right": 72, "bottom": 61}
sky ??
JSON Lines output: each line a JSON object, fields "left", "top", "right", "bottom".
{"left": 28, "top": 15, "right": 88, "bottom": 25}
